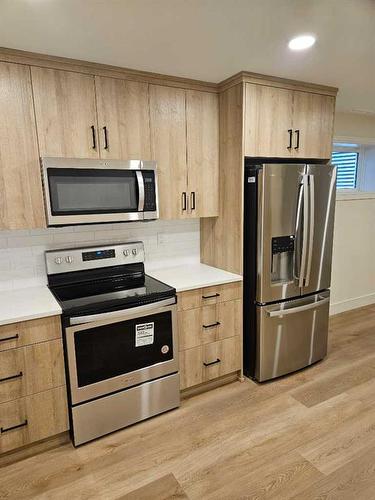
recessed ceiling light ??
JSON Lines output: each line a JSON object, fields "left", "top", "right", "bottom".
{"left": 288, "top": 35, "right": 316, "bottom": 51}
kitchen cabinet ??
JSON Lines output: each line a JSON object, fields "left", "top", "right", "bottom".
{"left": 292, "top": 91, "right": 335, "bottom": 159}
{"left": 31, "top": 67, "right": 99, "bottom": 158}
{"left": 244, "top": 83, "right": 335, "bottom": 159}
{"left": 95, "top": 77, "right": 151, "bottom": 160}
{"left": 150, "top": 85, "right": 219, "bottom": 220}
{"left": 244, "top": 84, "right": 294, "bottom": 158}
{"left": 0, "top": 316, "right": 68, "bottom": 455}
{"left": 0, "top": 62, "right": 45, "bottom": 230}
{"left": 149, "top": 85, "right": 188, "bottom": 219}
{"left": 177, "top": 282, "right": 242, "bottom": 391}
{"left": 186, "top": 90, "right": 219, "bottom": 217}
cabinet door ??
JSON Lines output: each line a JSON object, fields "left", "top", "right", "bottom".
{"left": 244, "top": 83, "right": 294, "bottom": 158}
{"left": 149, "top": 85, "right": 188, "bottom": 219}
{"left": 31, "top": 67, "right": 99, "bottom": 158}
{"left": 0, "top": 62, "right": 45, "bottom": 229}
{"left": 292, "top": 91, "right": 335, "bottom": 159}
{"left": 186, "top": 90, "right": 219, "bottom": 217}
{"left": 95, "top": 77, "right": 151, "bottom": 160}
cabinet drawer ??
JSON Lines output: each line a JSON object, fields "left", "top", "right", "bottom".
{"left": 0, "top": 316, "right": 61, "bottom": 352}
{"left": 0, "top": 386, "right": 69, "bottom": 454}
{"left": 0, "top": 339, "right": 65, "bottom": 404}
{"left": 179, "top": 336, "right": 241, "bottom": 390}
{"left": 178, "top": 299, "right": 242, "bottom": 350}
{"left": 177, "top": 282, "right": 242, "bottom": 311}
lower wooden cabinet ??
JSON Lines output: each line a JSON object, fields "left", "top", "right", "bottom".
{"left": 179, "top": 336, "right": 241, "bottom": 390}
{"left": 0, "top": 339, "right": 65, "bottom": 404}
{"left": 177, "top": 281, "right": 243, "bottom": 391}
{"left": 0, "top": 316, "right": 69, "bottom": 455}
{"left": 0, "top": 386, "right": 68, "bottom": 454}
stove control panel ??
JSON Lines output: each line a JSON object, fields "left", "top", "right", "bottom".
{"left": 45, "top": 242, "right": 145, "bottom": 275}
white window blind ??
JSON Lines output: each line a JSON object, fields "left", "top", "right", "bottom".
{"left": 331, "top": 151, "right": 359, "bottom": 189}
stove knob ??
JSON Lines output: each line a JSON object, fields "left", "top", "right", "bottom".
{"left": 123, "top": 249, "right": 129, "bottom": 257}
{"left": 55, "top": 257, "right": 62, "bottom": 265}
{"left": 132, "top": 248, "right": 137, "bottom": 256}
{"left": 65, "top": 256, "right": 73, "bottom": 264}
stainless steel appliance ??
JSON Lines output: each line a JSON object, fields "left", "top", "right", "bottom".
{"left": 244, "top": 161, "right": 337, "bottom": 382}
{"left": 41, "top": 157, "right": 158, "bottom": 226}
{"left": 46, "top": 242, "right": 179, "bottom": 446}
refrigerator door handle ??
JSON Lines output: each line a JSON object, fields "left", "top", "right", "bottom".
{"left": 294, "top": 180, "right": 304, "bottom": 282}
{"left": 298, "top": 174, "right": 309, "bottom": 288}
{"left": 305, "top": 175, "right": 315, "bottom": 287}
{"left": 265, "top": 295, "right": 329, "bottom": 317}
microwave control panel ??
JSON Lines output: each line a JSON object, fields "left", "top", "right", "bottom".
{"left": 142, "top": 171, "right": 156, "bottom": 211}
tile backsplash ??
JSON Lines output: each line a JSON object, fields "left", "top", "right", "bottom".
{"left": 0, "top": 220, "right": 200, "bottom": 291}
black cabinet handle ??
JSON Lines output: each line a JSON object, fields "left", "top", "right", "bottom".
{"left": 182, "top": 192, "right": 187, "bottom": 211}
{"left": 103, "top": 126, "right": 109, "bottom": 150}
{"left": 1, "top": 419, "right": 28, "bottom": 434}
{"left": 287, "top": 129, "right": 293, "bottom": 149}
{"left": 91, "top": 125, "right": 96, "bottom": 150}
{"left": 202, "top": 293, "right": 220, "bottom": 299}
{"left": 0, "top": 334, "right": 19, "bottom": 343}
{"left": 203, "top": 358, "right": 221, "bottom": 367}
{"left": 191, "top": 192, "right": 196, "bottom": 210}
{"left": 0, "top": 371, "right": 23, "bottom": 383}
{"left": 203, "top": 322, "right": 221, "bottom": 329}
{"left": 294, "top": 129, "right": 300, "bottom": 149}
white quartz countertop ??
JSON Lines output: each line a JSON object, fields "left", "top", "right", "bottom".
{"left": 0, "top": 287, "right": 61, "bottom": 326}
{"left": 147, "top": 263, "right": 242, "bottom": 292}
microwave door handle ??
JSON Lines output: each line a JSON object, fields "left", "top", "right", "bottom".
{"left": 298, "top": 174, "right": 309, "bottom": 288}
{"left": 136, "top": 171, "right": 145, "bottom": 211}
{"left": 304, "top": 175, "right": 315, "bottom": 287}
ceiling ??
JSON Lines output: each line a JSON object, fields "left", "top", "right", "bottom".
{"left": 0, "top": 0, "right": 374, "bottom": 112}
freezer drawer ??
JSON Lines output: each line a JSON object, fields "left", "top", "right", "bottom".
{"left": 256, "top": 291, "right": 329, "bottom": 382}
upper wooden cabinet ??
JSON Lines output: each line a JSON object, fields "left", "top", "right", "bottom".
{"left": 150, "top": 85, "right": 219, "bottom": 219}
{"left": 292, "top": 91, "right": 335, "bottom": 159}
{"left": 244, "top": 83, "right": 335, "bottom": 159}
{"left": 31, "top": 67, "right": 99, "bottom": 158}
{"left": 95, "top": 77, "right": 151, "bottom": 160}
{"left": 186, "top": 91, "right": 219, "bottom": 218}
{"left": 0, "top": 62, "right": 45, "bottom": 230}
{"left": 149, "top": 85, "right": 188, "bottom": 219}
{"left": 244, "top": 84, "right": 294, "bottom": 158}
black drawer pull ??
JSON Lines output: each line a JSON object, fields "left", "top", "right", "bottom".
{"left": 294, "top": 129, "right": 300, "bottom": 149}
{"left": 0, "top": 334, "right": 19, "bottom": 343}
{"left": 202, "top": 293, "right": 220, "bottom": 299}
{"left": 182, "top": 192, "right": 187, "bottom": 211}
{"left": 0, "top": 371, "right": 23, "bottom": 383}
{"left": 203, "top": 358, "right": 221, "bottom": 367}
{"left": 1, "top": 419, "right": 28, "bottom": 434}
{"left": 203, "top": 322, "right": 221, "bottom": 329}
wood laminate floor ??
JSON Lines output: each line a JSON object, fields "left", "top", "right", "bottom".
{"left": 1, "top": 305, "right": 375, "bottom": 499}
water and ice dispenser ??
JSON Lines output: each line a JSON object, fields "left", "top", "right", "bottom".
{"left": 271, "top": 235, "right": 295, "bottom": 284}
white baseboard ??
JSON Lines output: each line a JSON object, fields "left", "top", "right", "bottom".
{"left": 330, "top": 292, "right": 375, "bottom": 316}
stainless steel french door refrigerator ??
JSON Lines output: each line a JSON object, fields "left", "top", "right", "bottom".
{"left": 243, "top": 161, "right": 337, "bottom": 382}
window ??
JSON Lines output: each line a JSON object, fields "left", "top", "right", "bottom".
{"left": 331, "top": 144, "right": 360, "bottom": 190}
{"left": 331, "top": 150, "right": 359, "bottom": 189}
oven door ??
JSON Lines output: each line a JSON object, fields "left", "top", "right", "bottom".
{"left": 64, "top": 298, "right": 178, "bottom": 405}
{"left": 41, "top": 158, "right": 158, "bottom": 225}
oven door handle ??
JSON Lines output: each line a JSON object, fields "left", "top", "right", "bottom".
{"left": 69, "top": 297, "right": 176, "bottom": 325}
{"left": 136, "top": 171, "right": 145, "bottom": 212}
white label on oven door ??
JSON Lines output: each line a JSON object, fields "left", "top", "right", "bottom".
{"left": 135, "top": 322, "right": 154, "bottom": 347}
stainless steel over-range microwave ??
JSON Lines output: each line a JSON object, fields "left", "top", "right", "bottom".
{"left": 41, "top": 157, "right": 158, "bottom": 226}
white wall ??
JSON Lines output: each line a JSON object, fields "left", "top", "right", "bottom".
{"left": 0, "top": 220, "right": 200, "bottom": 291}
{"left": 330, "top": 111, "right": 375, "bottom": 315}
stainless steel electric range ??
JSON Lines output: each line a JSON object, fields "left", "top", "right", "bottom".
{"left": 46, "top": 242, "right": 179, "bottom": 446}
